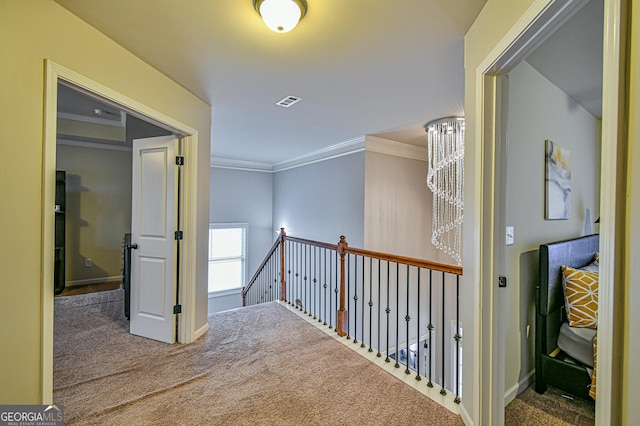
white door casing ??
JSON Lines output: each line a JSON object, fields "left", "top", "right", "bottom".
{"left": 130, "top": 135, "right": 178, "bottom": 343}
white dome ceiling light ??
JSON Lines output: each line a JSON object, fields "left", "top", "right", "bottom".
{"left": 253, "top": 0, "right": 308, "bottom": 33}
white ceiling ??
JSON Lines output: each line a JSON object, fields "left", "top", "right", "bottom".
{"left": 53, "top": 0, "right": 603, "bottom": 166}
{"left": 53, "top": 0, "right": 486, "bottom": 165}
{"left": 526, "top": 0, "right": 603, "bottom": 118}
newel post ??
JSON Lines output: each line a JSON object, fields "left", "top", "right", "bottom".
{"left": 279, "top": 228, "right": 287, "bottom": 302}
{"left": 336, "top": 235, "right": 348, "bottom": 337}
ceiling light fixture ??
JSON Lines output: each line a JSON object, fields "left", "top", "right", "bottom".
{"left": 253, "top": 0, "right": 307, "bottom": 33}
{"left": 425, "top": 117, "right": 465, "bottom": 266}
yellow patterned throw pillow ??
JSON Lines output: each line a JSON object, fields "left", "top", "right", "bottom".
{"left": 561, "top": 265, "right": 598, "bottom": 329}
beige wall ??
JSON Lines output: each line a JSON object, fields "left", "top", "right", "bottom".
{"left": 623, "top": 3, "right": 639, "bottom": 422}
{"left": 463, "top": 1, "right": 544, "bottom": 423}
{"left": 0, "top": 0, "right": 211, "bottom": 403}
{"left": 56, "top": 144, "right": 132, "bottom": 284}
{"left": 364, "top": 150, "right": 447, "bottom": 263}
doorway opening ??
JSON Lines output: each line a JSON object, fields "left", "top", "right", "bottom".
{"left": 54, "top": 81, "right": 173, "bottom": 300}
{"left": 42, "top": 60, "right": 203, "bottom": 402}
{"left": 470, "top": 0, "right": 623, "bottom": 424}
{"left": 498, "top": 0, "right": 603, "bottom": 423}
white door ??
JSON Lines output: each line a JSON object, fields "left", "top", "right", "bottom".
{"left": 130, "top": 135, "right": 179, "bottom": 343}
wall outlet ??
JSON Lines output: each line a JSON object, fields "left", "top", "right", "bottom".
{"left": 506, "top": 226, "right": 515, "bottom": 245}
{"left": 85, "top": 258, "right": 92, "bottom": 267}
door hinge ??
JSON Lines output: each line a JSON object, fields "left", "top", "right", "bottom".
{"left": 173, "top": 304, "right": 182, "bottom": 314}
{"left": 174, "top": 230, "right": 183, "bottom": 240}
{"left": 176, "top": 156, "right": 185, "bottom": 166}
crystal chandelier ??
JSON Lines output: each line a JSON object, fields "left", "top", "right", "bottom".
{"left": 426, "top": 117, "right": 464, "bottom": 265}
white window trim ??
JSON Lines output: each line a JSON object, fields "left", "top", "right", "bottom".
{"left": 208, "top": 222, "right": 248, "bottom": 296}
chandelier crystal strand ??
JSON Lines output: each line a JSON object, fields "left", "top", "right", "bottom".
{"left": 426, "top": 117, "right": 464, "bottom": 265}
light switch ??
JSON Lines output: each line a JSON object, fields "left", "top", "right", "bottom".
{"left": 506, "top": 226, "right": 514, "bottom": 245}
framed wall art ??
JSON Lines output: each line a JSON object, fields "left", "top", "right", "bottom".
{"left": 545, "top": 139, "right": 571, "bottom": 220}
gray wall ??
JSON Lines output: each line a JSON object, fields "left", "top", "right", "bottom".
{"left": 56, "top": 143, "right": 132, "bottom": 285}
{"left": 273, "top": 152, "right": 365, "bottom": 247}
{"left": 503, "top": 60, "right": 601, "bottom": 399}
{"left": 209, "top": 167, "right": 274, "bottom": 312}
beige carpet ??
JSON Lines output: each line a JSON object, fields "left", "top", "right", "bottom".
{"left": 54, "top": 289, "right": 462, "bottom": 425}
{"left": 505, "top": 384, "right": 595, "bottom": 426}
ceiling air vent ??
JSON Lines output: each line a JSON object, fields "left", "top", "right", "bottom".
{"left": 276, "top": 95, "right": 302, "bottom": 108}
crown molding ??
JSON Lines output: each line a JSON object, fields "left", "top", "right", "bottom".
{"left": 57, "top": 138, "right": 132, "bottom": 152}
{"left": 58, "top": 110, "right": 126, "bottom": 128}
{"left": 210, "top": 135, "right": 427, "bottom": 173}
{"left": 272, "top": 136, "right": 366, "bottom": 172}
{"left": 210, "top": 157, "right": 273, "bottom": 172}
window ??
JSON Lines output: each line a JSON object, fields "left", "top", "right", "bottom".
{"left": 208, "top": 223, "right": 247, "bottom": 293}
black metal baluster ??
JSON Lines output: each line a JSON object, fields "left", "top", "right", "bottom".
{"left": 274, "top": 251, "right": 277, "bottom": 301}
{"left": 441, "top": 271, "right": 446, "bottom": 396}
{"left": 328, "top": 249, "right": 333, "bottom": 329}
{"left": 304, "top": 245, "right": 309, "bottom": 313}
{"left": 385, "top": 260, "right": 390, "bottom": 363}
{"left": 324, "top": 248, "right": 328, "bottom": 325}
{"left": 454, "top": 274, "right": 461, "bottom": 404}
{"left": 311, "top": 246, "right": 316, "bottom": 318}
{"left": 263, "top": 257, "right": 267, "bottom": 302}
{"left": 361, "top": 256, "right": 366, "bottom": 348}
{"left": 347, "top": 254, "right": 351, "bottom": 340}
{"left": 395, "top": 263, "right": 400, "bottom": 369}
{"left": 287, "top": 241, "right": 291, "bottom": 304}
{"left": 299, "top": 243, "right": 303, "bottom": 311}
{"left": 332, "top": 250, "right": 340, "bottom": 333}
{"left": 405, "top": 264, "right": 411, "bottom": 374}
{"left": 353, "top": 255, "right": 358, "bottom": 344}
{"left": 294, "top": 243, "right": 299, "bottom": 306}
{"left": 368, "top": 257, "right": 373, "bottom": 352}
{"left": 427, "top": 269, "right": 433, "bottom": 388}
{"left": 416, "top": 268, "right": 422, "bottom": 381}
{"left": 259, "top": 261, "right": 262, "bottom": 303}
{"left": 377, "top": 259, "right": 381, "bottom": 357}
{"left": 273, "top": 250, "right": 277, "bottom": 301}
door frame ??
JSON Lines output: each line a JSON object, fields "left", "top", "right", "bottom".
{"left": 41, "top": 60, "right": 202, "bottom": 401}
{"left": 470, "top": 0, "right": 626, "bottom": 424}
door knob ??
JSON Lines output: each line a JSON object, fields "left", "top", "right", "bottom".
{"left": 127, "top": 243, "right": 138, "bottom": 250}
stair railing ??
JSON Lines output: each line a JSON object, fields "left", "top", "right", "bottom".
{"left": 242, "top": 228, "right": 464, "bottom": 403}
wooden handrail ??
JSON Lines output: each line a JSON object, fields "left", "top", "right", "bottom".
{"left": 344, "top": 246, "right": 463, "bottom": 275}
{"left": 284, "top": 235, "right": 338, "bottom": 251}
{"left": 242, "top": 230, "right": 464, "bottom": 324}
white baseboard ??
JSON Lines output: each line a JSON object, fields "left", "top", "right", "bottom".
{"left": 504, "top": 369, "right": 535, "bottom": 405}
{"left": 65, "top": 276, "right": 122, "bottom": 287}
{"left": 459, "top": 403, "right": 473, "bottom": 426}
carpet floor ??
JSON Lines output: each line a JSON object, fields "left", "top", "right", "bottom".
{"left": 505, "top": 384, "right": 595, "bottom": 425}
{"left": 54, "top": 289, "right": 463, "bottom": 425}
